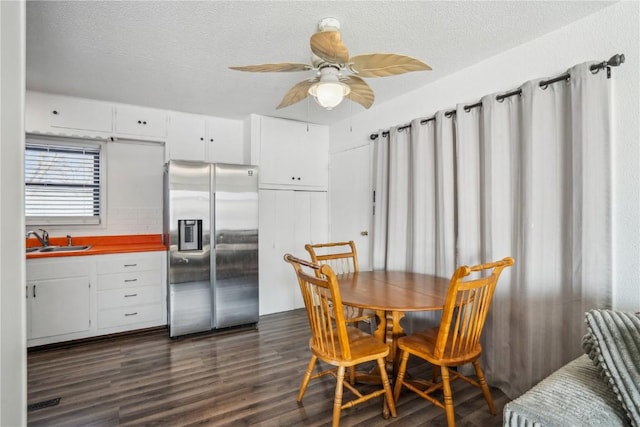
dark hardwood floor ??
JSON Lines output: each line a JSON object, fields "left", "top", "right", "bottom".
{"left": 28, "top": 309, "right": 509, "bottom": 426}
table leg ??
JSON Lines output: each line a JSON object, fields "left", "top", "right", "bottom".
{"left": 354, "top": 310, "right": 407, "bottom": 384}
{"left": 373, "top": 310, "right": 406, "bottom": 375}
{"left": 388, "top": 311, "right": 406, "bottom": 376}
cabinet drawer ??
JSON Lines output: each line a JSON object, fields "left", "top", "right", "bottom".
{"left": 27, "top": 257, "right": 91, "bottom": 280}
{"left": 97, "top": 253, "right": 162, "bottom": 275}
{"left": 98, "top": 286, "right": 161, "bottom": 310}
{"left": 98, "top": 304, "right": 162, "bottom": 329}
{"left": 97, "top": 269, "right": 161, "bottom": 290}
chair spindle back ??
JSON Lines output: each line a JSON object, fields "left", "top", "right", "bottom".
{"left": 435, "top": 257, "right": 514, "bottom": 360}
{"left": 305, "top": 241, "right": 359, "bottom": 275}
{"left": 284, "top": 254, "right": 351, "bottom": 361}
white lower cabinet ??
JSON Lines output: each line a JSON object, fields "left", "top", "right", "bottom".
{"left": 26, "top": 251, "right": 167, "bottom": 348}
{"left": 28, "top": 275, "right": 91, "bottom": 339}
{"left": 96, "top": 252, "right": 166, "bottom": 332}
{"left": 259, "top": 189, "right": 328, "bottom": 315}
{"left": 26, "top": 257, "right": 92, "bottom": 344}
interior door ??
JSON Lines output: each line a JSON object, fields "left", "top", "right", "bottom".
{"left": 329, "top": 144, "right": 372, "bottom": 270}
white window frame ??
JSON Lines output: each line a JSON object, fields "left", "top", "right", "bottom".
{"left": 25, "top": 135, "right": 105, "bottom": 226}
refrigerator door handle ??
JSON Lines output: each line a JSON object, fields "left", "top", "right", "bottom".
{"left": 211, "top": 192, "right": 216, "bottom": 249}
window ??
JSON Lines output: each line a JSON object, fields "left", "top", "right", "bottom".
{"left": 25, "top": 137, "right": 103, "bottom": 225}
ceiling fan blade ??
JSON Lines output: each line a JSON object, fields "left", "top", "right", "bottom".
{"left": 349, "top": 54, "right": 431, "bottom": 77}
{"left": 277, "top": 77, "right": 320, "bottom": 109}
{"left": 344, "top": 76, "right": 375, "bottom": 109}
{"left": 229, "top": 63, "right": 312, "bottom": 72}
{"left": 310, "top": 31, "right": 350, "bottom": 64}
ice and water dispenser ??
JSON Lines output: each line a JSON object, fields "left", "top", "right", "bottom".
{"left": 178, "top": 219, "right": 202, "bottom": 251}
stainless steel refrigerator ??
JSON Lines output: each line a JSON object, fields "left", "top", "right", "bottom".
{"left": 164, "top": 160, "right": 259, "bottom": 337}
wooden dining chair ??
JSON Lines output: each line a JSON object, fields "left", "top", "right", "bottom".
{"left": 284, "top": 253, "right": 396, "bottom": 427}
{"left": 393, "top": 257, "right": 514, "bottom": 427}
{"left": 305, "top": 241, "right": 376, "bottom": 333}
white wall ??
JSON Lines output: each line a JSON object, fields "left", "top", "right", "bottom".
{"left": 329, "top": 1, "right": 639, "bottom": 310}
{"left": 103, "top": 141, "right": 164, "bottom": 235}
{"left": 24, "top": 136, "right": 165, "bottom": 238}
{"left": 0, "top": 1, "right": 27, "bottom": 424}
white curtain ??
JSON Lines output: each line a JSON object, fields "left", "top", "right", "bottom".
{"left": 372, "top": 129, "right": 389, "bottom": 270}
{"left": 372, "top": 62, "right": 613, "bottom": 397}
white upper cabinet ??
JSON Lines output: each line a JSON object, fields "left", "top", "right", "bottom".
{"left": 26, "top": 91, "right": 113, "bottom": 137}
{"left": 166, "top": 112, "right": 244, "bottom": 164}
{"left": 165, "top": 112, "right": 207, "bottom": 161}
{"left": 26, "top": 91, "right": 168, "bottom": 141}
{"left": 205, "top": 116, "right": 244, "bottom": 164}
{"left": 115, "top": 105, "right": 168, "bottom": 139}
{"left": 256, "top": 116, "right": 329, "bottom": 190}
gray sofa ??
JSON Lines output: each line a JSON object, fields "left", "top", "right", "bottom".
{"left": 503, "top": 309, "right": 640, "bottom": 427}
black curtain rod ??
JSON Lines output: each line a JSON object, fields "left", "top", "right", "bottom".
{"left": 370, "top": 53, "right": 625, "bottom": 140}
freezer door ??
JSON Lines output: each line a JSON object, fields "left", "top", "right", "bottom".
{"left": 168, "top": 281, "right": 211, "bottom": 337}
{"left": 212, "top": 164, "right": 259, "bottom": 329}
{"left": 166, "top": 160, "right": 212, "bottom": 337}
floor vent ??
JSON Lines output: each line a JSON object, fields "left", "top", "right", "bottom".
{"left": 27, "top": 397, "right": 61, "bottom": 411}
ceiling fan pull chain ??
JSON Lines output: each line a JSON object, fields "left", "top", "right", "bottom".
{"left": 306, "top": 96, "right": 310, "bottom": 131}
{"left": 349, "top": 93, "right": 353, "bottom": 132}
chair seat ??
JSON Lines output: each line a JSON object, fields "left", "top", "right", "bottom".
{"left": 398, "top": 327, "right": 483, "bottom": 367}
{"left": 310, "top": 326, "right": 389, "bottom": 366}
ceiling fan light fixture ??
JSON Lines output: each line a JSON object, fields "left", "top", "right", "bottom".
{"left": 308, "top": 67, "right": 350, "bottom": 110}
{"left": 308, "top": 81, "right": 350, "bottom": 110}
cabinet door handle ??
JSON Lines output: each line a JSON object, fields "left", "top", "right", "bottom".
{"left": 124, "top": 279, "right": 138, "bottom": 283}
{"left": 33, "top": 284, "right": 37, "bottom": 298}
{"left": 123, "top": 264, "right": 137, "bottom": 267}
{"left": 124, "top": 294, "right": 138, "bottom": 298}
{"left": 125, "top": 312, "right": 138, "bottom": 317}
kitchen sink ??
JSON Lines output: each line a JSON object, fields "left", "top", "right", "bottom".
{"left": 31, "top": 245, "right": 92, "bottom": 253}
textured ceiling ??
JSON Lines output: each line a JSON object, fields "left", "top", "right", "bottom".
{"left": 26, "top": 1, "right": 617, "bottom": 125}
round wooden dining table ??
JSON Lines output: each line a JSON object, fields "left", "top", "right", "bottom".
{"left": 335, "top": 270, "right": 451, "bottom": 377}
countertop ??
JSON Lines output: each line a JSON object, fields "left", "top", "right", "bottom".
{"left": 26, "top": 234, "right": 167, "bottom": 259}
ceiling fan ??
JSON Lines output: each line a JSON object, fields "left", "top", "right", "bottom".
{"left": 229, "top": 18, "right": 431, "bottom": 110}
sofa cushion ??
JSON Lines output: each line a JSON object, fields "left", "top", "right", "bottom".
{"left": 503, "top": 355, "right": 629, "bottom": 426}
{"left": 583, "top": 309, "right": 640, "bottom": 427}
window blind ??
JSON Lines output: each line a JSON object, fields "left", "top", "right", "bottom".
{"left": 25, "top": 142, "right": 102, "bottom": 224}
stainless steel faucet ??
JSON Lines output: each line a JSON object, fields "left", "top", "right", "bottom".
{"left": 25, "top": 229, "right": 49, "bottom": 247}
